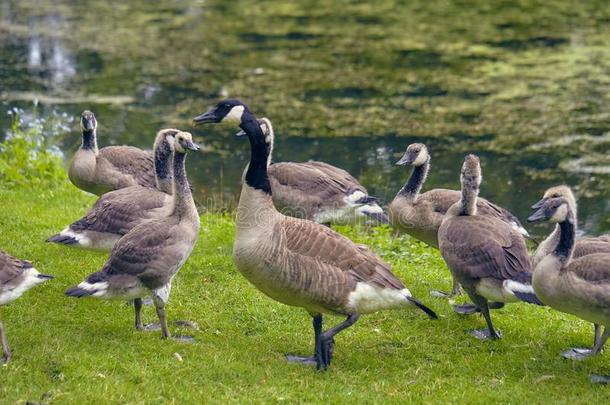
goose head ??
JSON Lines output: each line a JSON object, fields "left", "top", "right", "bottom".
{"left": 528, "top": 197, "right": 571, "bottom": 224}
{"left": 531, "top": 185, "right": 576, "bottom": 211}
{"left": 80, "top": 110, "right": 97, "bottom": 132}
{"left": 460, "top": 154, "right": 481, "bottom": 190}
{"left": 173, "top": 131, "right": 200, "bottom": 154}
{"left": 153, "top": 129, "right": 180, "bottom": 151}
{"left": 396, "top": 143, "right": 429, "bottom": 166}
{"left": 192, "top": 99, "right": 250, "bottom": 125}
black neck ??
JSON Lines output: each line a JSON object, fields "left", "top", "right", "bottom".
{"left": 399, "top": 158, "right": 429, "bottom": 199}
{"left": 82, "top": 130, "right": 97, "bottom": 150}
{"left": 155, "top": 139, "right": 173, "bottom": 185}
{"left": 554, "top": 216, "right": 575, "bottom": 262}
{"left": 241, "top": 112, "right": 272, "bottom": 195}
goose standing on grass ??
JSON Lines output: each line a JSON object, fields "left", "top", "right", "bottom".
{"left": 530, "top": 185, "right": 610, "bottom": 268}
{"left": 69, "top": 110, "right": 157, "bottom": 195}
{"left": 390, "top": 143, "right": 529, "bottom": 300}
{"left": 0, "top": 250, "right": 53, "bottom": 363}
{"left": 48, "top": 129, "right": 180, "bottom": 251}
{"left": 237, "top": 117, "right": 388, "bottom": 226}
{"left": 438, "top": 155, "right": 542, "bottom": 340}
{"left": 65, "top": 132, "right": 200, "bottom": 341}
{"left": 528, "top": 189, "right": 610, "bottom": 360}
{"left": 193, "top": 99, "right": 437, "bottom": 370}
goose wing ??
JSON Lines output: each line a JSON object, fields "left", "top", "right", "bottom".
{"left": 439, "top": 215, "right": 531, "bottom": 281}
{"left": 91, "top": 217, "right": 183, "bottom": 289}
{"left": 0, "top": 250, "right": 31, "bottom": 290}
{"left": 70, "top": 187, "right": 170, "bottom": 235}
{"left": 98, "top": 146, "right": 156, "bottom": 188}
{"left": 269, "top": 162, "right": 353, "bottom": 199}
{"left": 305, "top": 161, "right": 363, "bottom": 189}
{"left": 279, "top": 217, "right": 404, "bottom": 290}
{"left": 568, "top": 254, "right": 610, "bottom": 284}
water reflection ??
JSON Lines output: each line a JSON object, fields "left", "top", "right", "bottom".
{"left": 0, "top": 0, "right": 608, "bottom": 237}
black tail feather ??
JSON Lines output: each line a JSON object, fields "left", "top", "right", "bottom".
{"left": 37, "top": 274, "right": 54, "bottom": 280}
{"left": 65, "top": 286, "right": 94, "bottom": 298}
{"left": 47, "top": 234, "right": 78, "bottom": 245}
{"left": 513, "top": 291, "right": 545, "bottom": 306}
{"left": 407, "top": 296, "right": 438, "bottom": 319}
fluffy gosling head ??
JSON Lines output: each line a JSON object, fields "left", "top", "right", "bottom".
{"left": 531, "top": 185, "right": 576, "bottom": 212}
{"left": 528, "top": 196, "right": 572, "bottom": 224}
{"left": 396, "top": 143, "right": 429, "bottom": 166}
{"left": 80, "top": 110, "right": 97, "bottom": 132}
{"left": 153, "top": 129, "right": 180, "bottom": 151}
{"left": 192, "top": 99, "right": 249, "bottom": 125}
{"left": 173, "top": 131, "right": 200, "bottom": 154}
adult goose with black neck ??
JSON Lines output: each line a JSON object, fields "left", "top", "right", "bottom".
{"left": 530, "top": 185, "right": 610, "bottom": 268}
{"left": 528, "top": 188, "right": 610, "bottom": 360}
{"left": 236, "top": 117, "right": 388, "bottom": 226}
{"left": 438, "top": 155, "right": 542, "bottom": 340}
{"left": 65, "top": 132, "right": 200, "bottom": 341}
{"left": 389, "top": 143, "right": 529, "bottom": 299}
{"left": 69, "top": 110, "right": 157, "bottom": 195}
{"left": 48, "top": 129, "right": 178, "bottom": 251}
{"left": 193, "top": 99, "right": 437, "bottom": 370}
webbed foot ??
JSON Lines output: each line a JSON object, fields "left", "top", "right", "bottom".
{"left": 469, "top": 328, "right": 502, "bottom": 340}
{"left": 561, "top": 348, "right": 593, "bottom": 360}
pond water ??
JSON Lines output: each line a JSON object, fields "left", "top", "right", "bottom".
{"left": 1, "top": 0, "right": 608, "bottom": 236}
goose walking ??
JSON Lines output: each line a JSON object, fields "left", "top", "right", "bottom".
{"left": 48, "top": 129, "right": 179, "bottom": 251}
{"left": 1, "top": 250, "right": 53, "bottom": 363}
{"left": 390, "top": 143, "right": 529, "bottom": 300}
{"left": 69, "top": 110, "right": 157, "bottom": 195}
{"left": 193, "top": 99, "right": 437, "bottom": 370}
{"left": 238, "top": 117, "right": 388, "bottom": 226}
{"left": 528, "top": 188, "right": 610, "bottom": 360}
{"left": 65, "top": 132, "right": 200, "bottom": 340}
{"left": 438, "top": 155, "right": 542, "bottom": 340}
{"left": 530, "top": 185, "right": 610, "bottom": 268}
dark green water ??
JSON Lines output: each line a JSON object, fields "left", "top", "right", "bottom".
{"left": 1, "top": 0, "right": 608, "bottom": 235}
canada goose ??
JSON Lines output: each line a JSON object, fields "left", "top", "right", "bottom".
{"left": 0, "top": 250, "right": 53, "bottom": 363}
{"left": 438, "top": 155, "right": 542, "bottom": 340}
{"left": 236, "top": 117, "right": 388, "bottom": 226}
{"left": 390, "top": 143, "right": 529, "bottom": 299}
{"left": 528, "top": 189, "right": 610, "bottom": 360}
{"left": 65, "top": 132, "right": 200, "bottom": 340}
{"left": 68, "top": 110, "right": 157, "bottom": 195}
{"left": 193, "top": 99, "right": 437, "bottom": 370}
{"left": 530, "top": 185, "right": 610, "bottom": 268}
{"left": 48, "top": 129, "right": 179, "bottom": 251}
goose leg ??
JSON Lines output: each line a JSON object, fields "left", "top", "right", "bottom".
{"left": 315, "top": 313, "right": 360, "bottom": 370}
{"left": 0, "top": 320, "right": 11, "bottom": 364}
{"left": 134, "top": 298, "right": 144, "bottom": 330}
{"left": 564, "top": 326, "right": 610, "bottom": 360}
{"left": 468, "top": 299, "right": 501, "bottom": 340}
{"left": 286, "top": 314, "right": 323, "bottom": 366}
{"left": 594, "top": 324, "right": 601, "bottom": 347}
{"left": 151, "top": 285, "right": 194, "bottom": 343}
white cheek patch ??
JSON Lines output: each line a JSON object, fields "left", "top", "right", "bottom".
{"left": 551, "top": 204, "right": 568, "bottom": 222}
{"left": 412, "top": 150, "right": 428, "bottom": 166}
{"left": 223, "top": 105, "right": 245, "bottom": 123}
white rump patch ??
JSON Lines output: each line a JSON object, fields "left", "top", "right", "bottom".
{"left": 61, "top": 227, "right": 91, "bottom": 247}
{"left": 0, "top": 268, "right": 48, "bottom": 305}
{"left": 503, "top": 280, "right": 534, "bottom": 294}
{"left": 347, "top": 283, "right": 411, "bottom": 314}
{"left": 345, "top": 190, "right": 366, "bottom": 205}
{"left": 77, "top": 281, "right": 109, "bottom": 297}
{"left": 223, "top": 105, "right": 245, "bottom": 123}
{"left": 512, "top": 223, "right": 530, "bottom": 237}
{"left": 356, "top": 204, "right": 384, "bottom": 216}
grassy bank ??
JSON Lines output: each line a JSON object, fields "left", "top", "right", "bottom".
{"left": 0, "top": 183, "right": 609, "bottom": 403}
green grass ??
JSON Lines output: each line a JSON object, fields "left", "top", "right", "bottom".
{"left": 1, "top": 183, "right": 610, "bottom": 404}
